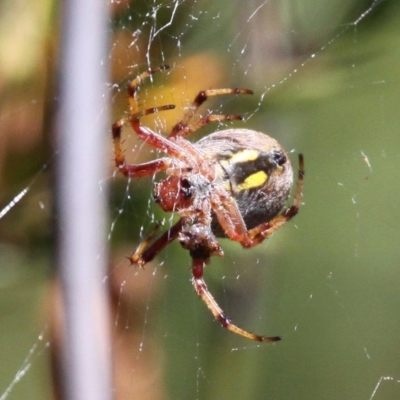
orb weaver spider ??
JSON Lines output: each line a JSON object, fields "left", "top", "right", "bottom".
{"left": 112, "top": 65, "right": 304, "bottom": 342}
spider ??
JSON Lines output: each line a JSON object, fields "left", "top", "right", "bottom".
{"left": 112, "top": 65, "right": 304, "bottom": 342}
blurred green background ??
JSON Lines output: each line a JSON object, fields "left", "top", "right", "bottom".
{"left": 1, "top": 0, "right": 400, "bottom": 399}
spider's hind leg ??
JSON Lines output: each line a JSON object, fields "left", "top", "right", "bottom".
{"left": 191, "top": 259, "right": 281, "bottom": 343}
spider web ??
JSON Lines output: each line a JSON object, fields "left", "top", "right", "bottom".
{"left": 1, "top": 0, "right": 400, "bottom": 399}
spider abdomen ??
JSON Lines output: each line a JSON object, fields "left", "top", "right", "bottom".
{"left": 195, "top": 129, "right": 294, "bottom": 235}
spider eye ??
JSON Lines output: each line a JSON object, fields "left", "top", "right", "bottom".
{"left": 180, "top": 178, "right": 194, "bottom": 199}
{"left": 272, "top": 150, "right": 286, "bottom": 166}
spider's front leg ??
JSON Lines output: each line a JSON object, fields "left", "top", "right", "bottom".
{"left": 112, "top": 112, "right": 177, "bottom": 178}
{"left": 129, "top": 219, "right": 184, "bottom": 267}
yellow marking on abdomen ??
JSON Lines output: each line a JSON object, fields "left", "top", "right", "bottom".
{"left": 236, "top": 170, "right": 268, "bottom": 191}
{"left": 224, "top": 149, "right": 259, "bottom": 164}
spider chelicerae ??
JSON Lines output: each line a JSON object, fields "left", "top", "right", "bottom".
{"left": 112, "top": 65, "right": 304, "bottom": 342}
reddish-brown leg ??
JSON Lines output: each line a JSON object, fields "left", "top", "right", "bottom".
{"left": 191, "top": 259, "right": 281, "bottom": 342}
{"left": 120, "top": 64, "right": 200, "bottom": 161}
{"left": 129, "top": 219, "right": 184, "bottom": 267}
{"left": 169, "top": 88, "right": 253, "bottom": 138}
{"left": 172, "top": 114, "right": 244, "bottom": 138}
{"left": 112, "top": 64, "right": 192, "bottom": 174}
{"left": 127, "top": 65, "right": 170, "bottom": 114}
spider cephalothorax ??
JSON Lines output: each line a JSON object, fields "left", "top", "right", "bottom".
{"left": 112, "top": 65, "right": 304, "bottom": 342}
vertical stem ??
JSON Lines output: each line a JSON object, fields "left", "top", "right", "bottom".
{"left": 56, "top": 0, "right": 112, "bottom": 399}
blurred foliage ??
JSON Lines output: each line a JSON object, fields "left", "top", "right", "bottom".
{"left": 1, "top": 0, "right": 400, "bottom": 399}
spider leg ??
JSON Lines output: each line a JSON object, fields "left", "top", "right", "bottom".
{"left": 123, "top": 64, "right": 196, "bottom": 160}
{"left": 169, "top": 88, "right": 253, "bottom": 138}
{"left": 191, "top": 259, "right": 281, "bottom": 343}
{"left": 129, "top": 219, "right": 184, "bottom": 267}
{"left": 127, "top": 64, "right": 170, "bottom": 114}
{"left": 112, "top": 104, "right": 180, "bottom": 166}
{"left": 172, "top": 114, "right": 244, "bottom": 138}
{"left": 210, "top": 187, "right": 249, "bottom": 243}
{"left": 112, "top": 64, "right": 192, "bottom": 171}
{"left": 112, "top": 104, "right": 198, "bottom": 174}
